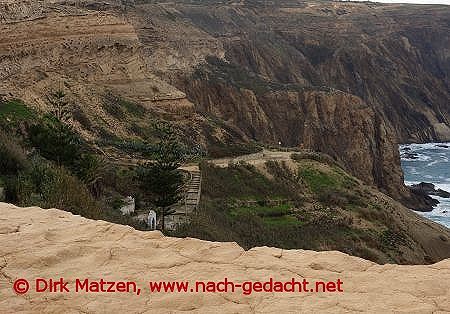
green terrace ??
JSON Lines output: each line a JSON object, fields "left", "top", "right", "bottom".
{"left": 229, "top": 203, "right": 303, "bottom": 226}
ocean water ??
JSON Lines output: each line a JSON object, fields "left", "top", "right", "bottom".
{"left": 400, "top": 142, "right": 450, "bottom": 228}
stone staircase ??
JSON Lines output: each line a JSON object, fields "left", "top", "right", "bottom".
{"left": 184, "top": 170, "right": 201, "bottom": 213}
{"left": 163, "top": 169, "right": 201, "bottom": 231}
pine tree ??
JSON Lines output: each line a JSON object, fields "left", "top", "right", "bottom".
{"left": 139, "top": 122, "right": 185, "bottom": 231}
{"left": 47, "top": 90, "right": 71, "bottom": 122}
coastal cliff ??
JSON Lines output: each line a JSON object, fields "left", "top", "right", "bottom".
{"left": 0, "top": 1, "right": 449, "bottom": 208}
{"left": 131, "top": 0, "right": 450, "bottom": 204}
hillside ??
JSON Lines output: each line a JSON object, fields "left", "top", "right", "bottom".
{"left": 1, "top": 203, "right": 449, "bottom": 313}
{"left": 0, "top": 0, "right": 249, "bottom": 159}
{"left": 1, "top": 0, "right": 449, "bottom": 209}
{"left": 129, "top": 0, "right": 450, "bottom": 204}
{"left": 174, "top": 153, "right": 450, "bottom": 264}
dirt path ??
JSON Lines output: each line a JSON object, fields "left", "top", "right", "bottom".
{"left": 209, "top": 149, "right": 293, "bottom": 167}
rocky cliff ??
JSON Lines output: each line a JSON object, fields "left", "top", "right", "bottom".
{"left": 0, "top": 0, "right": 242, "bottom": 150}
{"left": 1, "top": 203, "right": 449, "bottom": 313}
{"left": 0, "top": 0, "right": 449, "bottom": 206}
{"left": 127, "top": 0, "right": 450, "bottom": 204}
{"left": 152, "top": 1, "right": 450, "bottom": 143}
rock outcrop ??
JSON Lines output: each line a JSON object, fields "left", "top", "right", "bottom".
{"left": 0, "top": 0, "right": 217, "bottom": 146}
{"left": 185, "top": 72, "right": 407, "bottom": 200}
{"left": 1, "top": 203, "right": 450, "bottom": 313}
{"left": 411, "top": 182, "right": 450, "bottom": 199}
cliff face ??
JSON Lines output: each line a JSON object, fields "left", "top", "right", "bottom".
{"left": 171, "top": 1, "right": 450, "bottom": 142}
{"left": 128, "top": 1, "right": 449, "bottom": 202}
{"left": 0, "top": 1, "right": 449, "bottom": 205}
{"left": 0, "top": 0, "right": 239, "bottom": 148}
{"left": 185, "top": 65, "right": 405, "bottom": 198}
{"left": 1, "top": 203, "right": 450, "bottom": 313}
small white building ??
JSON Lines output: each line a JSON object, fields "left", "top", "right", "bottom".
{"left": 119, "top": 196, "right": 135, "bottom": 215}
{"left": 147, "top": 210, "right": 157, "bottom": 230}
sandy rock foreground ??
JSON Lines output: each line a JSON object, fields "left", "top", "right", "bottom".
{"left": 0, "top": 203, "right": 449, "bottom": 313}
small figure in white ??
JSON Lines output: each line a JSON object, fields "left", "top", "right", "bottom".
{"left": 147, "top": 210, "right": 157, "bottom": 230}
{"left": 119, "top": 196, "right": 135, "bottom": 215}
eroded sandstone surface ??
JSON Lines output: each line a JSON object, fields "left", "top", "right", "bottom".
{"left": 1, "top": 203, "right": 449, "bottom": 313}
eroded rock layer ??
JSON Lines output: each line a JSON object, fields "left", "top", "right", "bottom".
{"left": 0, "top": 203, "right": 449, "bottom": 313}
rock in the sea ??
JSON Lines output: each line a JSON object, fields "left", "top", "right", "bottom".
{"left": 412, "top": 182, "right": 437, "bottom": 193}
{"left": 1, "top": 203, "right": 450, "bottom": 313}
{"left": 401, "top": 152, "right": 419, "bottom": 159}
{"left": 408, "top": 183, "right": 440, "bottom": 211}
{"left": 436, "top": 144, "right": 449, "bottom": 148}
{"left": 436, "top": 189, "right": 450, "bottom": 198}
{"left": 411, "top": 182, "right": 450, "bottom": 199}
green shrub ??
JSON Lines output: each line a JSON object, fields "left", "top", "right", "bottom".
{"left": 74, "top": 154, "right": 108, "bottom": 196}
{"left": 291, "top": 152, "right": 343, "bottom": 168}
{"left": 200, "top": 162, "right": 293, "bottom": 200}
{"left": 207, "top": 141, "right": 263, "bottom": 158}
{"left": 0, "top": 130, "right": 29, "bottom": 174}
{"left": 15, "top": 160, "right": 101, "bottom": 219}
{"left": 72, "top": 107, "right": 92, "bottom": 130}
{"left": 102, "top": 93, "right": 145, "bottom": 118}
{"left": 317, "top": 189, "right": 349, "bottom": 207}
{"left": 40, "top": 166, "right": 101, "bottom": 218}
{"left": 113, "top": 140, "right": 157, "bottom": 157}
{"left": 28, "top": 116, "right": 83, "bottom": 167}
{"left": 230, "top": 204, "right": 292, "bottom": 218}
{"left": 263, "top": 215, "right": 302, "bottom": 226}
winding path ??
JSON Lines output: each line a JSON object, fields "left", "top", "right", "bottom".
{"left": 99, "top": 146, "right": 298, "bottom": 229}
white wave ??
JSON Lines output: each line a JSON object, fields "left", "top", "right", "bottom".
{"left": 400, "top": 153, "right": 432, "bottom": 162}
{"left": 399, "top": 142, "right": 450, "bottom": 152}
{"left": 420, "top": 199, "right": 450, "bottom": 228}
{"left": 404, "top": 181, "right": 421, "bottom": 186}
{"left": 426, "top": 160, "right": 441, "bottom": 167}
{"left": 434, "top": 183, "right": 450, "bottom": 193}
{"left": 400, "top": 142, "right": 450, "bottom": 228}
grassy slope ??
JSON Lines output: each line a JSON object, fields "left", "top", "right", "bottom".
{"left": 174, "top": 156, "right": 450, "bottom": 265}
